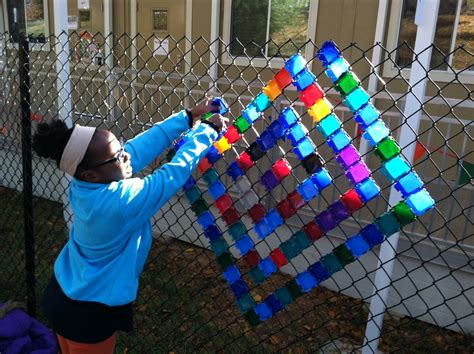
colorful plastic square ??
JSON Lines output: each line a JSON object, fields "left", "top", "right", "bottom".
{"left": 375, "top": 137, "right": 400, "bottom": 161}
{"left": 293, "top": 68, "right": 316, "bottom": 91}
{"left": 215, "top": 194, "right": 233, "bottom": 214}
{"left": 311, "top": 168, "right": 332, "bottom": 190}
{"left": 272, "top": 159, "right": 292, "bottom": 181}
{"left": 375, "top": 211, "right": 401, "bottom": 236}
{"left": 287, "top": 123, "right": 308, "bottom": 146}
{"left": 210, "top": 238, "right": 229, "bottom": 256}
{"left": 191, "top": 197, "right": 208, "bottom": 216}
{"left": 360, "top": 224, "right": 384, "bottom": 247}
{"left": 294, "top": 230, "right": 311, "bottom": 251}
{"left": 183, "top": 176, "right": 196, "bottom": 191}
{"left": 381, "top": 156, "right": 411, "bottom": 181}
{"left": 244, "top": 250, "right": 261, "bottom": 267}
{"left": 320, "top": 253, "right": 343, "bottom": 274}
{"left": 198, "top": 158, "right": 212, "bottom": 174}
{"left": 395, "top": 171, "right": 423, "bottom": 197}
{"left": 254, "top": 92, "right": 272, "bottom": 112}
{"left": 259, "top": 257, "right": 277, "bottom": 277}
{"left": 274, "top": 67, "right": 293, "bottom": 89}
{"left": 224, "top": 125, "right": 240, "bottom": 144}
{"left": 228, "top": 221, "right": 246, "bottom": 240}
{"left": 216, "top": 252, "right": 233, "bottom": 270}
{"left": 261, "top": 170, "right": 280, "bottom": 192}
{"left": 255, "top": 303, "right": 273, "bottom": 321}
{"left": 234, "top": 115, "right": 251, "bottom": 133}
{"left": 333, "top": 243, "right": 355, "bottom": 266}
{"left": 287, "top": 191, "right": 305, "bottom": 210}
{"left": 263, "top": 79, "right": 282, "bottom": 101}
{"left": 230, "top": 279, "right": 248, "bottom": 298}
{"left": 265, "top": 294, "right": 284, "bottom": 313}
{"left": 326, "top": 57, "right": 350, "bottom": 82}
{"left": 247, "top": 142, "right": 266, "bottom": 161}
{"left": 392, "top": 201, "right": 417, "bottom": 226}
{"left": 345, "top": 234, "right": 370, "bottom": 258}
{"left": 405, "top": 188, "right": 435, "bottom": 216}
{"left": 203, "top": 168, "right": 219, "bottom": 185}
{"left": 257, "top": 131, "right": 276, "bottom": 152}
{"left": 317, "top": 40, "right": 341, "bottom": 66}
{"left": 355, "top": 178, "right": 380, "bottom": 202}
{"left": 317, "top": 113, "right": 341, "bottom": 138}
{"left": 343, "top": 87, "right": 371, "bottom": 112}
{"left": 280, "top": 237, "right": 299, "bottom": 260}
{"left": 236, "top": 235, "right": 254, "bottom": 256}
{"left": 302, "top": 153, "right": 324, "bottom": 174}
{"left": 227, "top": 161, "right": 245, "bottom": 181}
{"left": 341, "top": 189, "right": 364, "bottom": 213}
{"left": 355, "top": 103, "right": 380, "bottom": 128}
{"left": 297, "top": 177, "right": 319, "bottom": 202}
{"left": 243, "top": 309, "right": 260, "bottom": 325}
{"left": 214, "top": 136, "right": 231, "bottom": 154}
{"left": 286, "top": 279, "right": 303, "bottom": 298}
{"left": 275, "top": 287, "right": 293, "bottom": 306}
{"left": 206, "top": 146, "right": 222, "bottom": 163}
{"left": 266, "top": 208, "right": 284, "bottom": 229}
{"left": 242, "top": 104, "right": 261, "bottom": 124}
{"left": 249, "top": 267, "right": 265, "bottom": 284}
{"left": 300, "top": 83, "right": 325, "bottom": 107}
{"left": 270, "top": 248, "right": 289, "bottom": 268}
{"left": 346, "top": 161, "right": 371, "bottom": 185}
{"left": 296, "top": 271, "right": 318, "bottom": 292}
{"left": 237, "top": 293, "right": 256, "bottom": 313}
{"left": 316, "top": 210, "right": 338, "bottom": 232}
{"left": 209, "top": 180, "right": 226, "bottom": 200}
{"left": 255, "top": 218, "right": 273, "bottom": 239}
{"left": 308, "top": 98, "right": 333, "bottom": 123}
{"left": 211, "top": 97, "right": 229, "bottom": 115}
{"left": 204, "top": 225, "right": 221, "bottom": 242}
{"left": 248, "top": 203, "right": 266, "bottom": 224}
{"left": 336, "top": 144, "right": 360, "bottom": 168}
{"left": 277, "top": 198, "right": 296, "bottom": 219}
{"left": 294, "top": 137, "right": 316, "bottom": 160}
{"left": 335, "top": 71, "right": 360, "bottom": 95}
{"left": 223, "top": 265, "right": 241, "bottom": 284}
{"left": 363, "top": 120, "right": 390, "bottom": 146}
{"left": 268, "top": 119, "right": 286, "bottom": 139}
{"left": 327, "top": 129, "right": 351, "bottom": 153}
{"left": 308, "top": 262, "right": 331, "bottom": 282}
{"left": 329, "top": 201, "right": 351, "bottom": 223}
{"left": 222, "top": 206, "right": 240, "bottom": 226}
{"left": 285, "top": 53, "right": 306, "bottom": 77}
{"left": 197, "top": 210, "right": 215, "bottom": 229}
{"left": 304, "top": 220, "right": 323, "bottom": 241}
{"left": 185, "top": 185, "right": 201, "bottom": 204}
{"left": 279, "top": 106, "right": 299, "bottom": 129}
{"left": 237, "top": 151, "right": 254, "bottom": 172}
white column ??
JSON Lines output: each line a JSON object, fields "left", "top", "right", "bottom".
{"left": 362, "top": 1, "right": 440, "bottom": 353}
{"left": 209, "top": 0, "right": 220, "bottom": 93}
{"left": 103, "top": 0, "right": 116, "bottom": 121}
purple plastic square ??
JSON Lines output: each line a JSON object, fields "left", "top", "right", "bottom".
{"left": 329, "top": 201, "right": 350, "bottom": 223}
{"left": 261, "top": 170, "right": 280, "bottom": 191}
{"left": 336, "top": 144, "right": 360, "bottom": 168}
{"left": 346, "top": 161, "right": 371, "bottom": 185}
{"left": 315, "top": 210, "right": 337, "bottom": 232}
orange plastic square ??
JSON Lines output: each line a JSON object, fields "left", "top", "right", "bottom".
{"left": 263, "top": 79, "right": 282, "bottom": 101}
{"left": 308, "top": 98, "right": 333, "bottom": 123}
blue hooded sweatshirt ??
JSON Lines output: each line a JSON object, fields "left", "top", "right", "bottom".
{"left": 54, "top": 110, "right": 218, "bottom": 306}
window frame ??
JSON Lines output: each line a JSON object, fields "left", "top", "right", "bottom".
{"left": 383, "top": 0, "right": 474, "bottom": 84}
{"left": 221, "top": 0, "right": 319, "bottom": 68}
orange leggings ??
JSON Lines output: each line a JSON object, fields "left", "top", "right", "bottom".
{"left": 57, "top": 333, "right": 116, "bottom": 354}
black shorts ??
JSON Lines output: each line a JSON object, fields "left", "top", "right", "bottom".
{"left": 42, "top": 275, "right": 133, "bottom": 343}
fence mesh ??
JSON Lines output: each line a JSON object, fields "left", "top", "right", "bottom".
{"left": 0, "top": 31, "right": 473, "bottom": 352}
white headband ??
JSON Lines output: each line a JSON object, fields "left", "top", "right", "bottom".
{"left": 59, "top": 125, "right": 96, "bottom": 176}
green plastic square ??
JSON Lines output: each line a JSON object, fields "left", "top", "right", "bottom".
{"left": 321, "top": 253, "right": 342, "bottom": 274}
{"left": 392, "top": 201, "right": 416, "bottom": 226}
{"left": 375, "top": 211, "right": 401, "bottom": 236}
{"left": 293, "top": 231, "right": 311, "bottom": 252}
{"left": 191, "top": 197, "right": 208, "bottom": 216}
{"left": 275, "top": 287, "right": 293, "bottom": 306}
{"left": 286, "top": 279, "right": 303, "bottom": 298}
{"left": 244, "top": 308, "right": 260, "bottom": 325}
{"left": 234, "top": 116, "right": 251, "bottom": 133}
{"left": 333, "top": 244, "right": 355, "bottom": 266}
{"left": 237, "top": 293, "right": 256, "bottom": 313}
{"left": 249, "top": 267, "right": 265, "bottom": 284}
{"left": 374, "top": 137, "right": 400, "bottom": 161}
{"left": 216, "top": 252, "right": 233, "bottom": 270}
{"left": 210, "top": 238, "right": 229, "bottom": 256}
{"left": 280, "top": 238, "right": 299, "bottom": 260}
{"left": 335, "top": 72, "right": 360, "bottom": 95}
{"left": 228, "top": 221, "right": 247, "bottom": 241}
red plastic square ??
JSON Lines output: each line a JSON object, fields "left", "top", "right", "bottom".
{"left": 236, "top": 151, "right": 254, "bottom": 172}
{"left": 287, "top": 191, "right": 305, "bottom": 210}
{"left": 248, "top": 203, "right": 266, "bottom": 224}
{"left": 244, "top": 249, "right": 261, "bottom": 267}
{"left": 304, "top": 220, "right": 323, "bottom": 241}
{"left": 270, "top": 248, "right": 288, "bottom": 268}
{"left": 299, "top": 83, "right": 325, "bottom": 108}
{"left": 215, "top": 194, "right": 233, "bottom": 214}
{"left": 274, "top": 68, "right": 292, "bottom": 89}
{"left": 341, "top": 189, "right": 364, "bottom": 213}
{"left": 198, "top": 158, "right": 212, "bottom": 174}
{"left": 277, "top": 199, "right": 296, "bottom": 220}
{"left": 222, "top": 206, "right": 240, "bottom": 226}
{"left": 272, "top": 159, "right": 291, "bottom": 181}
{"left": 224, "top": 125, "right": 241, "bottom": 144}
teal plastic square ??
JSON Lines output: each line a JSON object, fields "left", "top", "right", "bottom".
{"left": 363, "top": 120, "right": 390, "bottom": 146}
{"left": 185, "top": 185, "right": 201, "bottom": 204}
{"left": 355, "top": 177, "right": 380, "bottom": 202}
{"left": 275, "top": 287, "right": 293, "bottom": 306}
{"left": 254, "top": 92, "right": 272, "bottom": 112}
{"left": 280, "top": 238, "right": 299, "bottom": 260}
{"left": 210, "top": 238, "right": 229, "bottom": 256}
{"left": 355, "top": 103, "right": 379, "bottom": 128}
{"left": 249, "top": 267, "right": 265, "bottom": 284}
{"left": 326, "top": 57, "right": 350, "bottom": 82}
{"left": 293, "top": 231, "right": 310, "bottom": 252}
{"left": 279, "top": 106, "right": 300, "bottom": 129}
{"left": 287, "top": 124, "right": 308, "bottom": 146}
{"left": 395, "top": 171, "right": 424, "bottom": 197}
{"left": 228, "top": 221, "right": 247, "bottom": 240}
{"left": 317, "top": 114, "right": 342, "bottom": 138}
{"left": 405, "top": 188, "right": 435, "bottom": 216}
{"left": 375, "top": 212, "right": 401, "bottom": 236}
{"left": 203, "top": 168, "right": 219, "bottom": 185}
{"left": 242, "top": 103, "right": 261, "bottom": 124}
{"left": 237, "top": 293, "right": 256, "bottom": 313}
{"left": 381, "top": 156, "right": 411, "bottom": 181}
{"left": 343, "top": 87, "right": 371, "bottom": 112}
{"left": 294, "top": 137, "right": 315, "bottom": 160}
{"left": 327, "top": 129, "right": 351, "bottom": 153}
{"left": 320, "top": 253, "right": 343, "bottom": 274}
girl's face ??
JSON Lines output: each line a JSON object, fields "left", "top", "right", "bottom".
{"left": 77, "top": 130, "right": 132, "bottom": 183}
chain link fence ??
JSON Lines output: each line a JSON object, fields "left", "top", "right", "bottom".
{"left": 0, "top": 31, "right": 473, "bottom": 352}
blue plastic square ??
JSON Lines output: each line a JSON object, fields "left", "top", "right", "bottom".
{"left": 254, "top": 92, "right": 272, "bottom": 112}
{"left": 268, "top": 119, "right": 286, "bottom": 139}
{"left": 311, "top": 168, "right": 332, "bottom": 190}
{"left": 317, "top": 114, "right": 342, "bottom": 138}
{"left": 206, "top": 146, "right": 222, "bottom": 164}
{"left": 236, "top": 235, "right": 254, "bottom": 256}
{"left": 210, "top": 238, "right": 228, "bottom": 256}
{"left": 227, "top": 161, "right": 245, "bottom": 181}
{"left": 204, "top": 224, "right": 221, "bottom": 242}
{"left": 355, "top": 178, "right": 380, "bottom": 202}
{"left": 259, "top": 257, "right": 277, "bottom": 277}
{"left": 294, "top": 137, "right": 315, "bottom": 160}
{"left": 237, "top": 293, "right": 255, "bottom": 313}
{"left": 211, "top": 97, "right": 229, "bottom": 115}
{"left": 279, "top": 106, "right": 299, "bottom": 129}
{"left": 223, "top": 265, "right": 241, "bottom": 284}
{"left": 363, "top": 120, "right": 390, "bottom": 146}
{"left": 326, "top": 57, "right": 350, "bottom": 82}
{"left": 185, "top": 185, "right": 201, "bottom": 204}
{"left": 287, "top": 124, "right": 308, "bottom": 146}
{"left": 198, "top": 210, "right": 215, "bottom": 229}
{"left": 209, "top": 180, "right": 226, "bottom": 200}
{"left": 343, "top": 87, "right": 371, "bottom": 112}
{"left": 255, "top": 303, "right": 273, "bottom": 321}
{"left": 318, "top": 41, "right": 341, "bottom": 66}
{"left": 228, "top": 221, "right": 246, "bottom": 240}
{"left": 381, "top": 156, "right": 411, "bottom": 182}
{"left": 296, "top": 271, "right": 318, "bottom": 292}
{"left": 183, "top": 176, "right": 196, "bottom": 191}
{"left": 230, "top": 279, "right": 249, "bottom": 298}
{"left": 327, "top": 129, "right": 351, "bottom": 153}
{"left": 203, "top": 168, "right": 219, "bottom": 185}
{"left": 405, "top": 188, "right": 435, "bottom": 216}
{"left": 395, "top": 171, "right": 424, "bottom": 197}
{"left": 293, "top": 68, "right": 316, "bottom": 91}
{"left": 257, "top": 131, "right": 276, "bottom": 152}
{"left": 265, "top": 294, "right": 284, "bottom": 313}
{"left": 266, "top": 208, "right": 284, "bottom": 229}
{"left": 285, "top": 53, "right": 306, "bottom": 77}
{"left": 255, "top": 219, "right": 273, "bottom": 239}
{"left": 345, "top": 234, "right": 370, "bottom": 258}
{"left": 242, "top": 103, "right": 261, "bottom": 124}
{"left": 308, "top": 261, "right": 331, "bottom": 282}
{"left": 360, "top": 224, "right": 384, "bottom": 247}
{"left": 355, "top": 103, "right": 380, "bottom": 128}
{"left": 297, "top": 177, "right": 319, "bottom": 202}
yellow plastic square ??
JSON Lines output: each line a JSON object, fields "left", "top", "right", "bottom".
{"left": 214, "top": 136, "right": 231, "bottom": 154}
{"left": 262, "top": 79, "right": 282, "bottom": 101}
{"left": 308, "top": 98, "right": 333, "bottom": 123}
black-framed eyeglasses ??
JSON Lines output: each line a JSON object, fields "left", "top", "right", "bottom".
{"left": 85, "top": 138, "right": 126, "bottom": 170}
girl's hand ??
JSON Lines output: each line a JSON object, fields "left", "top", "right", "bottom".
{"left": 205, "top": 114, "right": 229, "bottom": 133}
{"left": 190, "top": 96, "right": 219, "bottom": 119}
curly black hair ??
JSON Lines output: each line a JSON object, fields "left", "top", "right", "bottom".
{"left": 32, "top": 119, "right": 74, "bottom": 167}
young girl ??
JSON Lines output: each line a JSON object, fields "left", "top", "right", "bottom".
{"left": 33, "top": 98, "right": 228, "bottom": 354}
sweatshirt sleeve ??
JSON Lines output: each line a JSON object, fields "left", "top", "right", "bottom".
{"left": 124, "top": 110, "right": 190, "bottom": 174}
{"left": 118, "top": 122, "right": 218, "bottom": 225}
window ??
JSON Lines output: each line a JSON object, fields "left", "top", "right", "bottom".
{"left": 78, "top": 10, "right": 91, "bottom": 29}
{"left": 153, "top": 10, "right": 168, "bottom": 32}
{"left": 385, "top": 0, "right": 473, "bottom": 81}
{"left": 228, "top": 0, "right": 312, "bottom": 58}
{"left": 5, "top": 0, "right": 48, "bottom": 43}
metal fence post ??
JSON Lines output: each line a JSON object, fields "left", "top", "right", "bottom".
{"left": 362, "top": 1, "right": 441, "bottom": 352}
